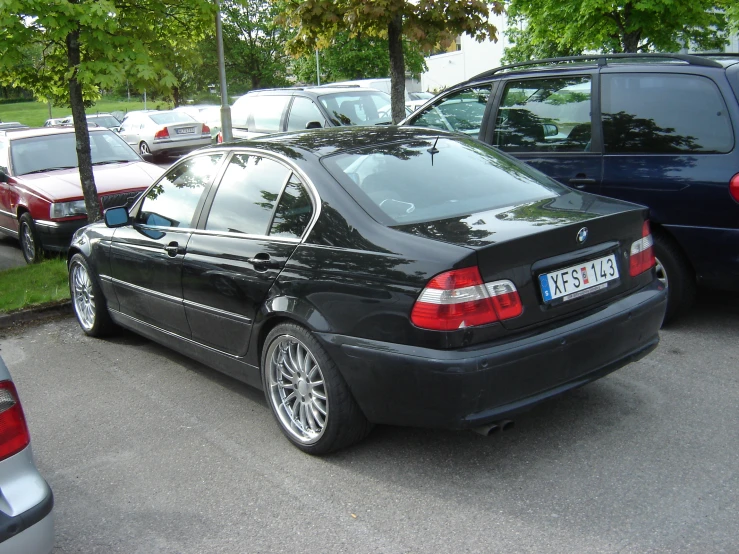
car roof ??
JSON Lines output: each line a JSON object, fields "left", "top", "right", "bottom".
{"left": 0, "top": 126, "right": 111, "bottom": 140}
{"left": 212, "top": 126, "right": 460, "bottom": 160}
{"left": 242, "top": 86, "right": 390, "bottom": 98}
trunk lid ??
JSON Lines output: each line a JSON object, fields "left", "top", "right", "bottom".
{"left": 394, "top": 190, "right": 652, "bottom": 330}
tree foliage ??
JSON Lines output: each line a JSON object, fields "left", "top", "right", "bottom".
{"left": 278, "top": 0, "right": 503, "bottom": 123}
{"left": 291, "top": 32, "right": 427, "bottom": 85}
{"left": 0, "top": 0, "right": 215, "bottom": 221}
{"left": 504, "top": 0, "right": 730, "bottom": 63}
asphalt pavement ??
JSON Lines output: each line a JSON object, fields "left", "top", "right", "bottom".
{"left": 0, "top": 235, "right": 24, "bottom": 271}
{"left": 1, "top": 291, "right": 737, "bottom": 553}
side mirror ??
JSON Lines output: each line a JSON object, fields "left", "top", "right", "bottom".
{"left": 305, "top": 121, "right": 323, "bottom": 130}
{"left": 104, "top": 206, "right": 130, "bottom": 228}
{"left": 543, "top": 123, "right": 559, "bottom": 137}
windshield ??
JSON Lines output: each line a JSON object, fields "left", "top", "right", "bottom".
{"left": 11, "top": 131, "right": 140, "bottom": 176}
{"left": 317, "top": 91, "right": 393, "bottom": 126}
{"left": 321, "top": 136, "right": 566, "bottom": 225}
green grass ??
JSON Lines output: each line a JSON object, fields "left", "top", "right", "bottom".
{"left": 0, "top": 98, "right": 173, "bottom": 127}
{"left": 0, "top": 258, "right": 70, "bottom": 313}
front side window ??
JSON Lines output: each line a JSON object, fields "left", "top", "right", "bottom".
{"left": 317, "top": 91, "right": 393, "bottom": 126}
{"left": 250, "top": 96, "right": 290, "bottom": 133}
{"left": 602, "top": 73, "right": 734, "bottom": 154}
{"left": 206, "top": 154, "right": 291, "bottom": 235}
{"left": 494, "top": 77, "right": 592, "bottom": 153}
{"left": 287, "top": 97, "right": 326, "bottom": 131}
{"left": 410, "top": 85, "right": 491, "bottom": 135}
{"left": 137, "top": 154, "right": 223, "bottom": 228}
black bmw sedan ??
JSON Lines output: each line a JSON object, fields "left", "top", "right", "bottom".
{"left": 67, "top": 127, "right": 666, "bottom": 454}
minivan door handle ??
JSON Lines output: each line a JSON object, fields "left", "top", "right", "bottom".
{"left": 247, "top": 253, "right": 282, "bottom": 270}
{"left": 569, "top": 175, "right": 596, "bottom": 189}
{"left": 164, "top": 241, "right": 186, "bottom": 257}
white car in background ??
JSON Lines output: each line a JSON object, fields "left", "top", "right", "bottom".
{"left": 117, "top": 110, "right": 211, "bottom": 161}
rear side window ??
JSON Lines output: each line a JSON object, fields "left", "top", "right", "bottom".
{"left": 322, "top": 136, "right": 565, "bottom": 225}
{"left": 602, "top": 73, "right": 734, "bottom": 154}
{"left": 410, "top": 85, "right": 491, "bottom": 136}
{"left": 494, "top": 77, "right": 592, "bottom": 153}
{"left": 205, "top": 154, "right": 291, "bottom": 235}
{"left": 250, "top": 96, "right": 290, "bottom": 133}
{"left": 269, "top": 174, "right": 313, "bottom": 239}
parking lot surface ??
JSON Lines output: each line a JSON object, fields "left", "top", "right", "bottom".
{"left": 0, "top": 292, "right": 737, "bottom": 553}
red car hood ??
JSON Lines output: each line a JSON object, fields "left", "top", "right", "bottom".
{"left": 18, "top": 162, "right": 163, "bottom": 202}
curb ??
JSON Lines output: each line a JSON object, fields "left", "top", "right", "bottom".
{"left": 0, "top": 301, "right": 73, "bottom": 330}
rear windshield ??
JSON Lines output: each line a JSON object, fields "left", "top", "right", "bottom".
{"left": 149, "top": 112, "right": 195, "bottom": 125}
{"left": 317, "top": 91, "right": 393, "bottom": 126}
{"left": 322, "top": 136, "right": 566, "bottom": 225}
{"left": 88, "top": 115, "right": 121, "bottom": 128}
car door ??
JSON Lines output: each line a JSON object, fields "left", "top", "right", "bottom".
{"left": 487, "top": 72, "right": 603, "bottom": 194}
{"left": 181, "top": 152, "right": 315, "bottom": 357}
{"left": 117, "top": 115, "right": 139, "bottom": 147}
{"left": 108, "top": 153, "right": 225, "bottom": 336}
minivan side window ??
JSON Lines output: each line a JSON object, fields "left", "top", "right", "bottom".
{"left": 205, "top": 154, "right": 291, "bottom": 236}
{"left": 410, "top": 85, "right": 491, "bottom": 135}
{"left": 250, "top": 95, "right": 290, "bottom": 133}
{"left": 602, "top": 73, "right": 734, "bottom": 154}
{"left": 494, "top": 77, "right": 592, "bottom": 153}
{"left": 137, "top": 154, "right": 223, "bottom": 228}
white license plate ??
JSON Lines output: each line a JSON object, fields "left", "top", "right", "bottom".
{"left": 539, "top": 254, "right": 619, "bottom": 303}
{"left": 176, "top": 127, "right": 196, "bottom": 134}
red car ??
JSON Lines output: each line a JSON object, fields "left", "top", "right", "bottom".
{"left": 0, "top": 127, "right": 163, "bottom": 263}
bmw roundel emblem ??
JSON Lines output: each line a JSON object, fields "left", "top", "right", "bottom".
{"left": 576, "top": 227, "right": 588, "bottom": 244}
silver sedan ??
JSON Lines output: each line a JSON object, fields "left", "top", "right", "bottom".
{"left": 117, "top": 110, "right": 211, "bottom": 161}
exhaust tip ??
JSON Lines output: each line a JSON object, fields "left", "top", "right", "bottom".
{"left": 471, "top": 420, "right": 515, "bottom": 437}
{"left": 500, "top": 419, "right": 515, "bottom": 431}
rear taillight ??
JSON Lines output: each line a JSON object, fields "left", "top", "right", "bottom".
{"left": 730, "top": 173, "right": 739, "bottom": 203}
{"left": 630, "top": 220, "right": 655, "bottom": 277}
{"left": 410, "top": 267, "right": 523, "bottom": 331}
{"left": 217, "top": 131, "right": 223, "bottom": 144}
{"left": 0, "top": 381, "right": 30, "bottom": 462}
{"left": 202, "top": 124, "right": 210, "bottom": 134}
{"left": 154, "top": 127, "right": 169, "bottom": 139}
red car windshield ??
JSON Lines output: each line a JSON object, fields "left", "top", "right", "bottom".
{"left": 11, "top": 131, "right": 140, "bottom": 176}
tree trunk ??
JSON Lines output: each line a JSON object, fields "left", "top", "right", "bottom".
{"left": 388, "top": 14, "right": 405, "bottom": 124}
{"left": 172, "top": 85, "right": 181, "bottom": 108}
{"left": 66, "top": 28, "right": 101, "bottom": 222}
{"left": 622, "top": 31, "right": 641, "bottom": 53}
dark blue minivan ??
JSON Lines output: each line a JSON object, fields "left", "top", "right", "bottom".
{"left": 403, "top": 53, "right": 739, "bottom": 323}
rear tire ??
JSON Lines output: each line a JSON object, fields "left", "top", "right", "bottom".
{"left": 139, "top": 141, "right": 151, "bottom": 156}
{"left": 69, "top": 253, "right": 116, "bottom": 337}
{"left": 653, "top": 231, "right": 696, "bottom": 326}
{"left": 261, "top": 323, "right": 372, "bottom": 454}
{"left": 18, "top": 213, "right": 42, "bottom": 264}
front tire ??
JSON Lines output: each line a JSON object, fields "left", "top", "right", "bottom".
{"left": 18, "top": 213, "right": 42, "bottom": 264}
{"left": 653, "top": 231, "right": 696, "bottom": 325}
{"left": 262, "top": 323, "right": 372, "bottom": 454}
{"left": 69, "top": 253, "right": 115, "bottom": 337}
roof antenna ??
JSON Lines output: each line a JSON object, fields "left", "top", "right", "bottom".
{"left": 427, "top": 136, "right": 440, "bottom": 165}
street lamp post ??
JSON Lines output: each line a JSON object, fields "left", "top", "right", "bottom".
{"left": 216, "top": 0, "right": 233, "bottom": 142}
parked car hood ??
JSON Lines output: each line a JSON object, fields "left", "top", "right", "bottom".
{"left": 17, "top": 161, "right": 163, "bottom": 202}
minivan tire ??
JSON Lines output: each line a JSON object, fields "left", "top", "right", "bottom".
{"left": 653, "top": 231, "right": 696, "bottom": 326}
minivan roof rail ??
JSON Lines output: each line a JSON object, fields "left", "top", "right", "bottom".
{"left": 467, "top": 53, "right": 724, "bottom": 83}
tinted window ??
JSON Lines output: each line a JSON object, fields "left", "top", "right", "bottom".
{"left": 494, "top": 77, "right": 592, "bottom": 153}
{"left": 206, "top": 154, "right": 291, "bottom": 235}
{"left": 287, "top": 97, "right": 325, "bottom": 131}
{"left": 250, "top": 96, "right": 290, "bottom": 132}
{"left": 137, "top": 154, "right": 222, "bottom": 228}
{"left": 411, "top": 85, "right": 491, "bottom": 135}
{"left": 317, "top": 91, "right": 393, "bottom": 125}
{"left": 322, "top": 136, "right": 564, "bottom": 225}
{"left": 269, "top": 175, "right": 313, "bottom": 239}
{"left": 602, "top": 73, "right": 734, "bottom": 154}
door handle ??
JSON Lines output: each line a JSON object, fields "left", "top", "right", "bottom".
{"left": 568, "top": 177, "right": 596, "bottom": 189}
{"left": 247, "top": 254, "right": 282, "bottom": 270}
{"left": 164, "top": 241, "right": 186, "bottom": 257}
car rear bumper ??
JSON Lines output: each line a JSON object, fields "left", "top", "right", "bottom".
{"left": 665, "top": 224, "right": 739, "bottom": 291}
{"left": 151, "top": 136, "right": 211, "bottom": 156}
{"left": 316, "top": 281, "right": 666, "bottom": 430}
{"left": 34, "top": 219, "right": 87, "bottom": 252}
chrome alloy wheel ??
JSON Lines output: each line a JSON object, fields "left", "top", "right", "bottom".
{"left": 20, "top": 222, "right": 36, "bottom": 261}
{"left": 655, "top": 256, "right": 668, "bottom": 289}
{"left": 70, "top": 261, "right": 96, "bottom": 331}
{"left": 266, "top": 335, "right": 328, "bottom": 444}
